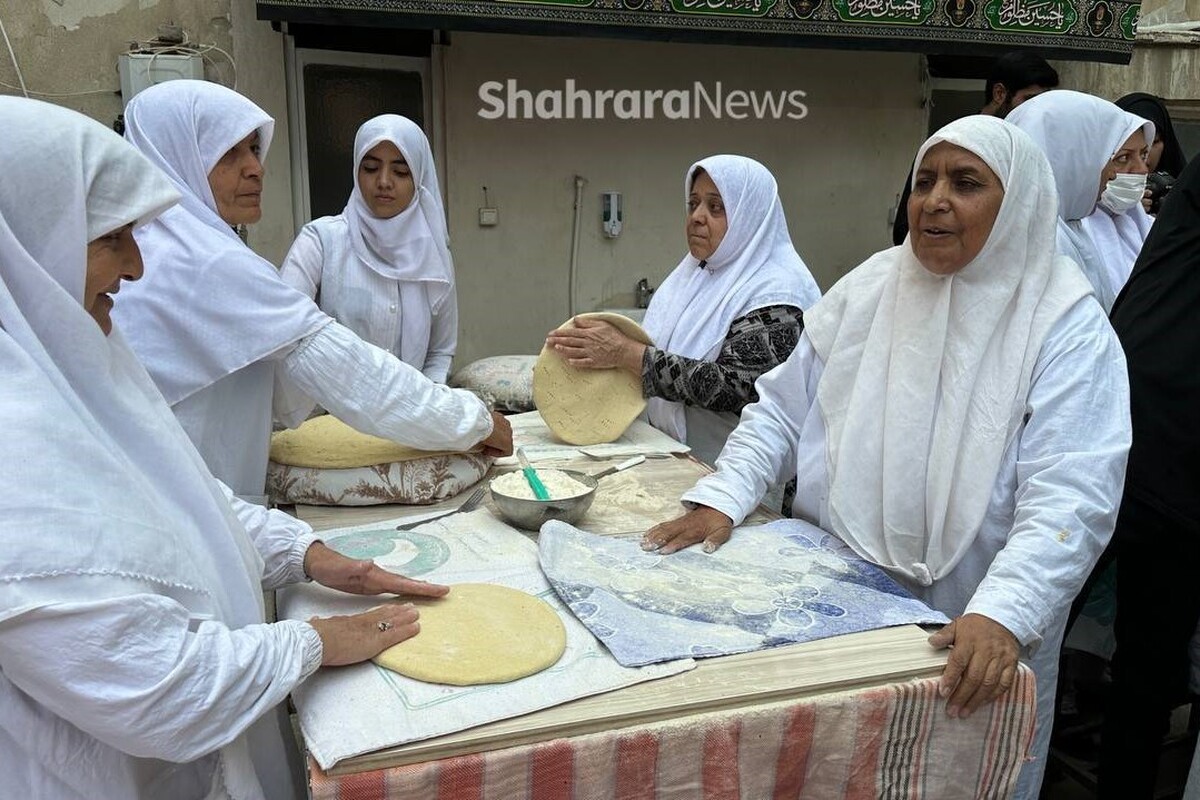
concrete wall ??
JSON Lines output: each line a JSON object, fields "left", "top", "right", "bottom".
{"left": 0, "top": 0, "right": 297, "bottom": 264}
{"left": 438, "top": 33, "right": 924, "bottom": 363}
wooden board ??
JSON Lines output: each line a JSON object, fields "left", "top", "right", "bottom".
{"left": 329, "top": 623, "right": 947, "bottom": 775}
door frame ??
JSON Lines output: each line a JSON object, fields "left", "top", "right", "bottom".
{"left": 283, "top": 39, "right": 439, "bottom": 232}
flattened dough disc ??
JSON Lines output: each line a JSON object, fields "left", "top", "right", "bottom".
{"left": 372, "top": 583, "right": 567, "bottom": 685}
{"left": 270, "top": 415, "right": 464, "bottom": 469}
{"left": 533, "top": 312, "right": 654, "bottom": 446}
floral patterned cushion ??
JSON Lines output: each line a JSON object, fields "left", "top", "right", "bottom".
{"left": 449, "top": 355, "right": 537, "bottom": 413}
{"left": 266, "top": 452, "right": 492, "bottom": 506}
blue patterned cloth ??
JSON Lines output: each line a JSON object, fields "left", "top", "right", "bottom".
{"left": 538, "top": 518, "right": 950, "bottom": 667}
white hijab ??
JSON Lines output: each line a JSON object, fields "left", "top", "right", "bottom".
{"left": 343, "top": 114, "right": 454, "bottom": 366}
{"left": 804, "top": 116, "right": 1093, "bottom": 586}
{"left": 1006, "top": 90, "right": 1154, "bottom": 312}
{"left": 641, "top": 154, "right": 821, "bottom": 443}
{"left": 112, "top": 79, "right": 329, "bottom": 405}
{"left": 0, "top": 97, "right": 266, "bottom": 797}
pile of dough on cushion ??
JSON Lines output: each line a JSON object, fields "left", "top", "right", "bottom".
{"left": 266, "top": 415, "right": 491, "bottom": 506}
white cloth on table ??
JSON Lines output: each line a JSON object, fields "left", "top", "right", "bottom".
{"left": 280, "top": 114, "right": 456, "bottom": 382}
{"left": 684, "top": 302, "right": 1129, "bottom": 799}
{"left": 641, "top": 154, "right": 821, "bottom": 453}
{"left": 1007, "top": 90, "right": 1155, "bottom": 313}
{"left": 0, "top": 96, "right": 322, "bottom": 800}
{"left": 111, "top": 81, "right": 491, "bottom": 499}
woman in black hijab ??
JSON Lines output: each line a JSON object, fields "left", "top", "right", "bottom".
{"left": 1116, "top": 92, "right": 1188, "bottom": 177}
{"left": 1098, "top": 153, "right": 1200, "bottom": 800}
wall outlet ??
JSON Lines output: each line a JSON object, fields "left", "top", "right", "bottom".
{"left": 478, "top": 207, "right": 499, "bottom": 226}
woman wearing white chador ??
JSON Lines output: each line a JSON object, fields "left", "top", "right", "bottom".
{"left": 644, "top": 117, "right": 1131, "bottom": 800}
{"left": 280, "top": 114, "right": 457, "bottom": 382}
{"left": 111, "top": 81, "right": 507, "bottom": 502}
{"left": 0, "top": 98, "right": 447, "bottom": 800}
{"left": 1007, "top": 89, "right": 1155, "bottom": 313}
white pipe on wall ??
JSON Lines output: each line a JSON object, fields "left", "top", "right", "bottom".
{"left": 568, "top": 174, "right": 586, "bottom": 318}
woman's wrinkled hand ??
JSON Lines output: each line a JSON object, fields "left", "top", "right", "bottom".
{"left": 545, "top": 316, "right": 645, "bottom": 374}
{"left": 927, "top": 612, "right": 1020, "bottom": 718}
{"left": 641, "top": 506, "right": 733, "bottom": 554}
{"left": 304, "top": 541, "right": 451, "bottom": 598}
{"left": 309, "top": 602, "right": 423, "bottom": 666}
{"left": 480, "top": 410, "right": 514, "bottom": 457}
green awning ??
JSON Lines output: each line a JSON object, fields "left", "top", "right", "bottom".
{"left": 257, "top": 0, "right": 1138, "bottom": 64}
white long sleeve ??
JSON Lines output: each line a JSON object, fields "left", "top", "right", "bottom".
{"left": 220, "top": 482, "right": 319, "bottom": 591}
{"left": 0, "top": 596, "right": 322, "bottom": 763}
{"left": 279, "top": 321, "right": 492, "bottom": 451}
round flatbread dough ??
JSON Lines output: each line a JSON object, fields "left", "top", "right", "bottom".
{"left": 270, "top": 415, "right": 465, "bottom": 469}
{"left": 373, "top": 583, "right": 567, "bottom": 685}
{"left": 533, "top": 312, "right": 654, "bottom": 446}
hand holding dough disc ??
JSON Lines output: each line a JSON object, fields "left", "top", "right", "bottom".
{"left": 270, "top": 415, "right": 467, "bottom": 469}
{"left": 533, "top": 312, "right": 654, "bottom": 446}
{"left": 372, "top": 583, "right": 567, "bottom": 685}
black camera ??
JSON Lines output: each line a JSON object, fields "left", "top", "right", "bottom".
{"left": 1146, "top": 171, "right": 1176, "bottom": 215}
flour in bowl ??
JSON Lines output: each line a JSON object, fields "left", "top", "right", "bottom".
{"left": 491, "top": 469, "right": 592, "bottom": 500}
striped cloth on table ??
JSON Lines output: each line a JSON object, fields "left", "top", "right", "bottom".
{"left": 308, "top": 667, "right": 1035, "bottom": 800}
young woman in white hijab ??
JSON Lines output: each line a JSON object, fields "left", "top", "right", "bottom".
{"left": 0, "top": 97, "right": 448, "bottom": 800}
{"left": 280, "top": 114, "right": 456, "bottom": 382}
{"left": 642, "top": 117, "right": 1130, "bottom": 799}
{"left": 1006, "top": 89, "right": 1155, "bottom": 313}
{"left": 111, "top": 81, "right": 510, "bottom": 502}
{"left": 545, "top": 154, "right": 821, "bottom": 467}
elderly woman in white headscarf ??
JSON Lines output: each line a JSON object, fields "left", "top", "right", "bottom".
{"left": 643, "top": 117, "right": 1130, "bottom": 799}
{"left": 112, "top": 81, "right": 510, "bottom": 503}
{"left": 0, "top": 97, "right": 448, "bottom": 800}
{"left": 1007, "top": 89, "right": 1155, "bottom": 313}
{"left": 280, "top": 114, "right": 457, "bottom": 382}
{"left": 545, "top": 155, "right": 821, "bottom": 466}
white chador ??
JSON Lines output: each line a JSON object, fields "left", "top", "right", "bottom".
{"left": 111, "top": 81, "right": 491, "bottom": 502}
{"left": 1007, "top": 90, "right": 1156, "bottom": 313}
{"left": 682, "top": 118, "right": 1130, "bottom": 800}
{"left": 0, "top": 97, "right": 324, "bottom": 800}
{"left": 281, "top": 114, "right": 457, "bottom": 383}
{"left": 640, "top": 154, "right": 821, "bottom": 466}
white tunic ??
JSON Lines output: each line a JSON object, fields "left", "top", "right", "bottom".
{"left": 280, "top": 217, "right": 457, "bottom": 382}
{"left": 684, "top": 299, "right": 1130, "bottom": 799}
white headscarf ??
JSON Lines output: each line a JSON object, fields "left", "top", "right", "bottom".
{"left": 0, "top": 96, "right": 266, "bottom": 797}
{"left": 343, "top": 114, "right": 454, "bottom": 366}
{"left": 804, "top": 116, "right": 1093, "bottom": 586}
{"left": 1006, "top": 90, "right": 1155, "bottom": 312}
{"left": 641, "top": 154, "right": 821, "bottom": 443}
{"left": 112, "top": 79, "right": 329, "bottom": 405}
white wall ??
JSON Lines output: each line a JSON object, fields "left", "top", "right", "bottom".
{"left": 440, "top": 33, "right": 925, "bottom": 364}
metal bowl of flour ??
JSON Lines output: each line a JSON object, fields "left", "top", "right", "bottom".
{"left": 489, "top": 469, "right": 598, "bottom": 531}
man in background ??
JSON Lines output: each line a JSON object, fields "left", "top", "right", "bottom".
{"left": 891, "top": 51, "right": 1060, "bottom": 245}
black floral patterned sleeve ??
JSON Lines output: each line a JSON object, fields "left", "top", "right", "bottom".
{"left": 640, "top": 304, "right": 804, "bottom": 413}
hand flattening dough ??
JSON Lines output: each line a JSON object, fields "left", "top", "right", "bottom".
{"left": 372, "top": 583, "right": 567, "bottom": 685}
{"left": 533, "top": 312, "right": 654, "bottom": 446}
{"left": 270, "top": 415, "right": 467, "bottom": 469}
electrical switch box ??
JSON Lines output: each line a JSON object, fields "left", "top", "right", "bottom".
{"left": 119, "top": 53, "right": 204, "bottom": 106}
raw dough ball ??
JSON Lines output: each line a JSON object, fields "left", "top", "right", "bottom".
{"left": 533, "top": 312, "right": 653, "bottom": 446}
{"left": 373, "top": 583, "right": 567, "bottom": 685}
{"left": 270, "top": 415, "right": 463, "bottom": 469}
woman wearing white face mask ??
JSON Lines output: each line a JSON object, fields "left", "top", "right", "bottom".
{"left": 1007, "top": 90, "right": 1154, "bottom": 313}
{"left": 280, "top": 115, "right": 456, "bottom": 383}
